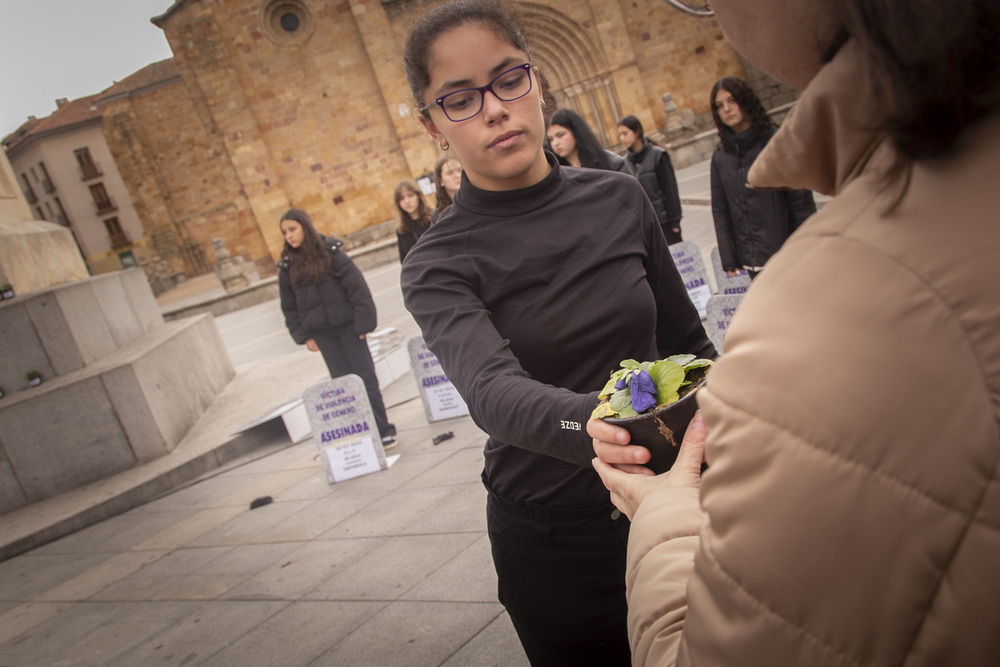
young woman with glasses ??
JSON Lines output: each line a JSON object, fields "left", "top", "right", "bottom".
{"left": 400, "top": 1, "right": 715, "bottom": 664}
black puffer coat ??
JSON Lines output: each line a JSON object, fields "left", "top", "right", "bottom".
{"left": 278, "top": 235, "right": 377, "bottom": 343}
{"left": 711, "top": 125, "right": 817, "bottom": 271}
{"left": 627, "top": 140, "right": 682, "bottom": 227}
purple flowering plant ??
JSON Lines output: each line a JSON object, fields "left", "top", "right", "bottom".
{"left": 591, "top": 355, "right": 714, "bottom": 420}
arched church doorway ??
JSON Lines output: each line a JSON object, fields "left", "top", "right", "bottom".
{"left": 519, "top": 4, "right": 624, "bottom": 148}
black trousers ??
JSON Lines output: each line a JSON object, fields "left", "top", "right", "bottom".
{"left": 486, "top": 489, "right": 632, "bottom": 667}
{"left": 311, "top": 328, "right": 393, "bottom": 438}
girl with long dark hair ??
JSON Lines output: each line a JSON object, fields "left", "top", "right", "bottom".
{"left": 278, "top": 208, "right": 396, "bottom": 448}
{"left": 546, "top": 108, "right": 631, "bottom": 174}
{"left": 709, "top": 76, "right": 816, "bottom": 278}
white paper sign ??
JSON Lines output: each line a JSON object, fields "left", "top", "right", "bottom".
{"left": 323, "top": 436, "right": 381, "bottom": 482}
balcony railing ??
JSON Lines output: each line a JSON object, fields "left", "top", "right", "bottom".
{"left": 93, "top": 196, "right": 117, "bottom": 215}
{"left": 77, "top": 161, "right": 103, "bottom": 180}
{"left": 41, "top": 178, "right": 55, "bottom": 194}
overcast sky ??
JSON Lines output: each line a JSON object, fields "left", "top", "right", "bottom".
{"left": 1, "top": 0, "right": 175, "bottom": 137}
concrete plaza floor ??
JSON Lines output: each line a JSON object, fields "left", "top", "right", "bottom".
{"left": 0, "top": 160, "right": 740, "bottom": 666}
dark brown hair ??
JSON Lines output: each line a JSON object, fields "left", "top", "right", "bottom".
{"left": 403, "top": 0, "right": 530, "bottom": 113}
{"left": 548, "top": 108, "right": 615, "bottom": 170}
{"left": 709, "top": 76, "right": 774, "bottom": 147}
{"left": 394, "top": 179, "right": 433, "bottom": 234}
{"left": 836, "top": 0, "right": 1000, "bottom": 164}
{"left": 280, "top": 208, "right": 331, "bottom": 284}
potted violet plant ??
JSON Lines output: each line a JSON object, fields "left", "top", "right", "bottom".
{"left": 592, "top": 355, "right": 713, "bottom": 473}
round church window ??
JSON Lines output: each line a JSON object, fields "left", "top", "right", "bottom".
{"left": 260, "top": 0, "right": 315, "bottom": 47}
{"left": 280, "top": 12, "right": 300, "bottom": 33}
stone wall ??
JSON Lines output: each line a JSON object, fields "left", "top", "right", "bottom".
{"left": 104, "top": 0, "right": 755, "bottom": 271}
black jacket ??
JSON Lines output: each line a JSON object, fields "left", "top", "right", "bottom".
{"left": 278, "top": 235, "right": 377, "bottom": 343}
{"left": 627, "top": 139, "right": 683, "bottom": 228}
{"left": 710, "top": 125, "right": 817, "bottom": 271}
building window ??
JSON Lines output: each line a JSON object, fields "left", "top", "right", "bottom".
{"left": 104, "top": 216, "right": 129, "bottom": 248}
{"left": 119, "top": 251, "right": 137, "bottom": 269}
{"left": 54, "top": 196, "right": 70, "bottom": 226}
{"left": 20, "top": 173, "right": 37, "bottom": 203}
{"left": 89, "top": 182, "right": 116, "bottom": 214}
{"left": 260, "top": 0, "right": 315, "bottom": 47}
{"left": 39, "top": 161, "right": 55, "bottom": 193}
{"left": 35, "top": 206, "right": 44, "bottom": 220}
{"left": 74, "top": 147, "right": 102, "bottom": 180}
{"left": 44, "top": 202, "right": 54, "bottom": 219}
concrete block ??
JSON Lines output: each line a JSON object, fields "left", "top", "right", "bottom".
{"left": 101, "top": 365, "right": 169, "bottom": 463}
{"left": 90, "top": 272, "right": 145, "bottom": 347}
{"left": 119, "top": 268, "right": 164, "bottom": 333}
{"left": 22, "top": 292, "right": 85, "bottom": 376}
{"left": 0, "top": 301, "right": 56, "bottom": 391}
{"left": 52, "top": 281, "right": 118, "bottom": 364}
{"left": 128, "top": 315, "right": 235, "bottom": 448}
{"left": 0, "top": 459, "right": 28, "bottom": 515}
{"left": 0, "top": 377, "right": 136, "bottom": 503}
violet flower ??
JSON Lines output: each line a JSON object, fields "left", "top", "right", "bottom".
{"left": 617, "top": 369, "right": 657, "bottom": 413}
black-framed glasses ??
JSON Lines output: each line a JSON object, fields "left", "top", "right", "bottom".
{"left": 420, "top": 63, "right": 533, "bottom": 122}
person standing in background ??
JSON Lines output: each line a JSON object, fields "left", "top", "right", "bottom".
{"left": 278, "top": 208, "right": 397, "bottom": 449}
{"left": 393, "top": 179, "right": 434, "bottom": 262}
{"left": 710, "top": 76, "right": 816, "bottom": 279}
{"left": 618, "top": 114, "right": 683, "bottom": 244}
{"left": 433, "top": 156, "right": 463, "bottom": 213}
{"left": 546, "top": 108, "right": 633, "bottom": 174}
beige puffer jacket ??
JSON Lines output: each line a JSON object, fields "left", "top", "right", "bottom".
{"left": 626, "top": 41, "right": 1000, "bottom": 666}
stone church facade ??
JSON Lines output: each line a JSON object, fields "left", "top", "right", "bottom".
{"left": 99, "top": 0, "right": 752, "bottom": 279}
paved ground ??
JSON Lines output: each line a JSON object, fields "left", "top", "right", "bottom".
{"left": 0, "top": 160, "right": 766, "bottom": 666}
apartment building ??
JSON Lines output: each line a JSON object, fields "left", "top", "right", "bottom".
{"left": 2, "top": 95, "right": 145, "bottom": 274}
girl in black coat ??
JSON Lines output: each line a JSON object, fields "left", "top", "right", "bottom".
{"left": 709, "top": 76, "right": 816, "bottom": 278}
{"left": 618, "top": 114, "right": 684, "bottom": 244}
{"left": 278, "top": 208, "right": 396, "bottom": 446}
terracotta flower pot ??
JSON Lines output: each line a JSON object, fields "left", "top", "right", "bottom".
{"left": 603, "top": 381, "right": 704, "bottom": 474}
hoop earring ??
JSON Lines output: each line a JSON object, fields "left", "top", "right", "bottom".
{"left": 439, "top": 140, "right": 450, "bottom": 151}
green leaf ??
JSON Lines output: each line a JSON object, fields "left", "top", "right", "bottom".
{"left": 682, "top": 358, "right": 715, "bottom": 370}
{"left": 664, "top": 354, "right": 696, "bottom": 367}
{"left": 609, "top": 388, "right": 634, "bottom": 415}
{"left": 619, "top": 359, "right": 640, "bottom": 370}
{"left": 598, "top": 371, "right": 624, "bottom": 399}
{"left": 649, "top": 360, "right": 685, "bottom": 406}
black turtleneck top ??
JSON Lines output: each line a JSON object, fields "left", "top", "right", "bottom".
{"left": 401, "top": 154, "right": 715, "bottom": 508}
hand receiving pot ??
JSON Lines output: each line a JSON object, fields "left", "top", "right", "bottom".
{"left": 591, "top": 412, "right": 708, "bottom": 520}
